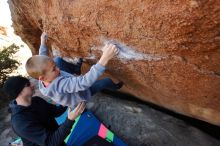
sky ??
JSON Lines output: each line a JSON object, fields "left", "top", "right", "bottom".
{"left": 0, "top": 0, "right": 32, "bottom": 76}
{"left": 0, "top": 0, "right": 11, "bottom": 27}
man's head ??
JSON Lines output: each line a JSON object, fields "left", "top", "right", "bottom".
{"left": 25, "top": 55, "right": 60, "bottom": 83}
{"left": 3, "top": 76, "right": 34, "bottom": 99}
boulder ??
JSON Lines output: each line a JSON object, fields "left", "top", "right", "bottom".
{"left": 8, "top": 0, "right": 220, "bottom": 125}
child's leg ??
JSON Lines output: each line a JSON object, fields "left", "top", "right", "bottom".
{"left": 53, "top": 57, "right": 82, "bottom": 75}
{"left": 90, "top": 77, "right": 123, "bottom": 96}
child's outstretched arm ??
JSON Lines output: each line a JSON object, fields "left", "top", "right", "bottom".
{"left": 39, "top": 32, "right": 48, "bottom": 56}
{"left": 98, "top": 44, "right": 119, "bottom": 67}
{"left": 57, "top": 44, "right": 118, "bottom": 93}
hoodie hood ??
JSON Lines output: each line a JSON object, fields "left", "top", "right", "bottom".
{"left": 9, "top": 100, "right": 28, "bottom": 116}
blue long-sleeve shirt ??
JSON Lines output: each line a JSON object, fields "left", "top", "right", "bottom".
{"left": 38, "top": 44, "right": 105, "bottom": 107}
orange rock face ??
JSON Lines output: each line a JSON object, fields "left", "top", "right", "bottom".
{"left": 9, "top": 0, "right": 220, "bottom": 125}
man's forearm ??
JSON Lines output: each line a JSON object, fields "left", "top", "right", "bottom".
{"left": 46, "top": 119, "right": 74, "bottom": 146}
{"left": 51, "top": 104, "right": 67, "bottom": 117}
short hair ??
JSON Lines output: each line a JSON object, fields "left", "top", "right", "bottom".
{"left": 25, "top": 55, "right": 51, "bottom": 79}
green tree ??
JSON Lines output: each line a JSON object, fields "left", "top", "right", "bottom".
{"left": 0, "top": 44, "right": 20, "bottom": 87}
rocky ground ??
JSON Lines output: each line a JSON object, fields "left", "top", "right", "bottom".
{"left": 0, "top": 104, "right": 17, "bottom": 146}
{"left": 88, "top": 92, "right": 220, "bottom": 146}
{"left": 0, "top": 91, "right": 220, "bottom": 146}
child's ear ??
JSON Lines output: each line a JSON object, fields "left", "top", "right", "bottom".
{"left": 38, "top": 76, "right": 44, "bottom": 81}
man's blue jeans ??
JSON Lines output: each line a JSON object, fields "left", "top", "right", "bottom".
{"left": 53, "top": 57, "right": 119, "bottom": 96}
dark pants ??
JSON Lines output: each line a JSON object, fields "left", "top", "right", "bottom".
{"left": 53, "top": 57, "right": 119, "bottom": 96}
{"left": 53, "top": 57, "right": 82, "bottom": 75}
{"left": 89, "top": 77, "right": 120, "bottom": 96}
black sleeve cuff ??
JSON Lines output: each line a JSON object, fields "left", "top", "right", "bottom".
{"left": 64, "top": 118, "right": 75, "bottom": 128}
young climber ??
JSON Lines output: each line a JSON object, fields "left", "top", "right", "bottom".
{"left": 25, "top": 32, "right": 123, "bottom": 107}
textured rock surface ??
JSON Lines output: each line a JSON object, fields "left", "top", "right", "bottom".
{"left": 0, "top": 105, "right": 17, "bottom": 146}
{"left": 8, "top": 0, "right": 220, "bottom": 125}
{"left": 89, "top": 93, "right": 220, "bottom": 146}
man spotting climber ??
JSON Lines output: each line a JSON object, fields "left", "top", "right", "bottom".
{"left": 3, "top": 76, "right": 85, "bottom": 146}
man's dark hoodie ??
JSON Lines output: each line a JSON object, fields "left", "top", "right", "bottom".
{"left": 9, "top": 96, "right": 74, "bottom": 146}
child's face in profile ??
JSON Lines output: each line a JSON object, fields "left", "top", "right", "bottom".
{"left": 41, "top": 60, "right": 60, "bottom": 83}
